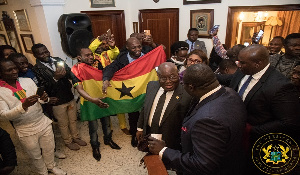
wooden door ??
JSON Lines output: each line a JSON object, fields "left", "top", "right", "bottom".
{"left": 81, "top": 10, "right": 126, "bottom": 49}
{"left": 139, "top": 8, "right": 179, "bottom": 58}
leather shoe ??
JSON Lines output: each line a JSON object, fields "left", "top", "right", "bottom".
{"left": 104, "top": 140, "right": 121, "bottom": 150}
{"left": 92, "top": 148, "right": 101, "bottom": 161}
{"left": 131, "top": 135, "right": 138, "bottom": 147}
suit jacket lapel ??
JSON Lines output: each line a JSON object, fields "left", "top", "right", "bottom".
{"left": 160, "top": 84, "right": 183, "bottom": 126}
{"left": 244, "top": 66, "right": 274, "bottom": 106}
{"left": 183, "top": 87, "right": 226, "bottom": 123}
{"left": 144, "top": 82, "right": 160, "bottom": 124}
{"left": 230, "top": 69, "right": 244, "bottom": 91}
{"left": 36, "top": 60, "right": 54, "bottom": 77}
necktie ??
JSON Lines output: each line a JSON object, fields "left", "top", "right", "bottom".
{"left": 238, "top": 76, "right": 253, "bottom": 97}
{"left": 191, "top": 42, "right": 194, "bottom": 51}
{"left": 151, "top": 91, "right": 167, "bottom": 134}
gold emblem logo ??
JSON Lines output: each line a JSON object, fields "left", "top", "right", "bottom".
{"left": 252, "top": 133, "right": 299, "bottom": 174}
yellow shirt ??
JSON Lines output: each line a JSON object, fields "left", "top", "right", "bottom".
{"left": 89, "top": 39, "right": 120, "bottom": 68}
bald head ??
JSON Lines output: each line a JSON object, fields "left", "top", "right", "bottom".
{"left": 240, "top": 45, "right": 269, "bottom": 63}
{"left": 157, "top": 62, "right": 177, "bottom": 74}
{"left": 238, "top": 45, "right": 270, "bottom": 75}
{"left": 183, "top": 64, "right": 219, "bottom": 98}
{"left": 183, "top": 64, "right": 217, "bottom": 89}
{"left": 130, "top": 32, "right": 144, "bottom": 44}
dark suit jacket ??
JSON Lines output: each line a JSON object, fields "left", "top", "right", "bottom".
{"left": 32, "top": 57, "right": 74, "bottom": 105}
{"left": 162, "top": 87, "right": 247, "bottom": 175}
{"left": 229, "top": 66, "right": 300, "bottom": 141}
{"left": 137, "top": 81, "right": 192, "bottom": 150}
{"left": 103, "top": 48, "right": 153, "bottom": 81}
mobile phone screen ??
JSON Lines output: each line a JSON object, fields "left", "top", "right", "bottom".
{"left": 210, "top": 25, "right": 220, "bottom": 34}
{"left": 36, "top": 87, "right": 45, "bottom": 96}
{"left": 255, "top": 30, "right": 264, "bottom": 43}
{"left": 107, "top": 29, "right": 111, "bottom": 37}
{"left": 144, "top": 30, "right": 151, "bottom": 36}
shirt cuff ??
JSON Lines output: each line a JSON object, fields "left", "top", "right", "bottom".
{"left": 18, "top": 104, "right": 27, "bottom": 113}
{"left": 137, "top": 128, "right": 143, "bottom": 131}
{"left": 159, "top": 147, "right": 168, "bottom": 159}
{"left": 38, "top": 97, "right": 49, "bottom": 104}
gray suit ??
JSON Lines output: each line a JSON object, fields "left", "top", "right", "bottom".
{"left": 185, "top": 39, "right": 207, "bottom": 54}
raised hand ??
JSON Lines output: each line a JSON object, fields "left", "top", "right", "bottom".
{"left": 54, "top": 67, "right": 66, "bottom": 80}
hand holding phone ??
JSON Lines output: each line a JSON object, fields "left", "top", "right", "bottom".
{"left": 36, "top": 87, "right": 45, "bottom": 96}
{"left": 209, "top": 25, "right": 220, "bottom": 35}
{"left": 107, "top": 29, "right": 112, "bottom": 39}
{"left": 144, "top": 30, "right": 151, "bottom": 36}
{"left": 253, "top": 30, "right": 264, "bottom": 44}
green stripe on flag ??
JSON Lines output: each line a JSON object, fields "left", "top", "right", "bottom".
{"left": 80, "top": 94, "right": 146, "bottom": 121}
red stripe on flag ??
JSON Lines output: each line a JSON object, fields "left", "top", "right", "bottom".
{"left": 72, "top": 45, "right": 166, "bottom": 81}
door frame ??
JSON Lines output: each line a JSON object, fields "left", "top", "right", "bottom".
{"left": 81, "top": 10, "right": 126, "bottom": 47}
{"left": 225, "top": 4, "right": 300, "bottom": 48}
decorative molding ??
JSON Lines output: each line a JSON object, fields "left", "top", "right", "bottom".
{"left": 30, "top": 0, "right": 65, "bottom": 7}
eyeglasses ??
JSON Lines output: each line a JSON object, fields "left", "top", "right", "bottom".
{"left": 187, "top": 58, "right": 202, "bottom": 64}
{"left": 159, "top": 75, "right": 178, "bottom": 82}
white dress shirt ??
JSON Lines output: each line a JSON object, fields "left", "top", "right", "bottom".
{"left": 238, "top": 64, "right": 270, "bottom": 101}
{"left": 137, "top": 87, "right": 174, "bottom": 132}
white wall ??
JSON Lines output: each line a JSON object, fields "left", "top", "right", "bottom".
{"left": 1, "top": 0, "right": 300, "bottom": 64}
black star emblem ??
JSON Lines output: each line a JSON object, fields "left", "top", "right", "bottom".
{"left": 115, "top": 82, "right": 135, "bottom": 98}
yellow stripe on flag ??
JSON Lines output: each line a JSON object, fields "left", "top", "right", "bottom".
{"left": 80, "top": 69, "right": 158, "bottom": 105}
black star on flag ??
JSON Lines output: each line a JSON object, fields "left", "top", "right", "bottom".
{"left": 115, "top": 82, "right": 135, "bottom": 98}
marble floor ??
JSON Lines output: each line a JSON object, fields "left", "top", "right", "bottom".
{"left": 0, "top": 115, "right": 155, "bottom": 175}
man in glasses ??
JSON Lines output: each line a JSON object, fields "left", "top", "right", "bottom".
{"left": 136, "top": 62, "right": 192, "bottom": 152}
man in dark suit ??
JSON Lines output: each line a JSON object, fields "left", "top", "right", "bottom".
{"left": 230, "top": 45, "right": 300, "bottom": 142}
{"left": 230, "top": 45, "right": 300, "bottom": 175}
{"left": 148, "top": 64, "right": 247, "bottom": 175}
{"left": 136, "top": 62, "right": 192, "bottom": 150}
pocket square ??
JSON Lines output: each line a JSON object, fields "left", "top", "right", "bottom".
{"left": 181, "top": 127, "right": 187, "bottom": 132}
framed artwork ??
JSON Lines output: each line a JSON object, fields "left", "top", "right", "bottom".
{"left": 184, "top": 0, "right": 221, "bottom": 4}
{"left": 20, "top": 34, "right": 34, "bottom": 53}
{"left": 0, "top": 21, "right": 4, "bottom": 31}
{"left": 90, "top": 0, "right": 115, "bottom": 8}
{"left": 0, "top": 0, "right": 7, "bottom": 5}
{"left": 190, "top": 9, "right": 214, "bottom": 38}
{"left": 0, "top": 34, "right": 7, "bottom": 45}
{"left": 13, "top": 9, "right": 32, "bottom": 31}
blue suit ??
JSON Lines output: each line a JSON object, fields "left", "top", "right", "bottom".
{"left": 162, "top": 87, "right": 247, "bottom": 175}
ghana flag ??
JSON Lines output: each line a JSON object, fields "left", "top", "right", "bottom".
{"left": 72, "top": 45, "right": 166, "bottom": 121}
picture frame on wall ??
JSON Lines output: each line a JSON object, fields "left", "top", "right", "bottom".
{"left": 90, "top": 0, "right": 115, "bottom": 8}
{"left": 184, "top": 0, "right": 221, "bottom": 4}
{"left": 20, "top": 34, "right": 34, "bottom": 53}
{"left": 0, "top": 0, "right": 8, "bottom": 5}
{"left": 13, "top": 9, "right": 32, "bottom": 31}
{"left": 0, "top": 34, "right": 7, "bottom": 45}
{"left": 190, "top": 9, "right": 214, "bottom": 38}
{"left": 0, "top": 21, "right": 4, "bottom": 31}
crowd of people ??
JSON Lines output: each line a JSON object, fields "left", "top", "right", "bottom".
{"left": 0, "top": 27, "right": 299, "bottom": 175}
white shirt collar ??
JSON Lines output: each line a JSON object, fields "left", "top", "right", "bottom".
{"left": 252, "top": 63, "right": 270, "bottom": 80}
{"left": 199, "top": 85, "right": 222, "bottom": 103}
